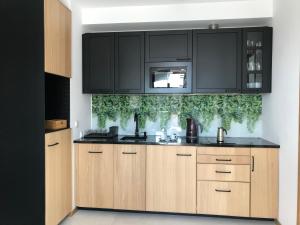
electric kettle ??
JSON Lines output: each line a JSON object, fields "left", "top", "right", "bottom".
{"left": 217, "top": 127, "right": 227, "bottom": 143}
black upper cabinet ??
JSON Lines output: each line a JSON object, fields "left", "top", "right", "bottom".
{"left": 83, "top": 33, "right": 115, "bottom": 93}
{"left": 242, "top": 27, "right": 272, "bottom": 93}
{"left": 145, "top": 30, "right": 192, "bottom": 62}
{"left": 115, "top": 32, "right": 145, "bottom": 94}
{"left": 193, "top": 29, "right": 242, "bottom": 93}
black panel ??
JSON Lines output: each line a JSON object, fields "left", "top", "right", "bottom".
{"left": 145, "top": 30, "right": 192, "bottom": 62}
{"left": 242, "top": 27, "right": 273, "bottom": 93}
{"left": 193, "top": 29, "right": 242, "bottom": 93}
{"left": 83, "top": 33, "right": 115, "bottom": 93}
{"left": 0, "top": 0, "right": 45, "bottom": 225}
{"left": 115, "top": 32, "right": 145, "bottom": 93}
{"left": 45, "top": 74, "right": 70, "bottom": 127}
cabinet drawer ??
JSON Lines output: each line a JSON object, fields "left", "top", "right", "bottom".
{"left": 197, "top": 181, "right": 250, "bottom": 217}
{"left": 197, "top": 164, "right": 250, "bottom": 182}
{"left": 197, "top": 155, "right": 250, "bottom": 165}
{"left": 197, "top": 147, "right": 250, "bottom": 156}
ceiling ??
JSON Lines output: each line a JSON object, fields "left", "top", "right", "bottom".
{"left": 77, "top": 0, "right": 247, "bottom": 8}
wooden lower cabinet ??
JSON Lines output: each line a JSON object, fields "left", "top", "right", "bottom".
{"left": 45, "top": 129, "right": 72, "bottom": 225}
{"left": 76, "top": 144, "right": 114, "bottom": 208}
{"left": 114, "top": 145, "right": 146, "bottom": 210}
{"left": 146, "top": 145, "right": 197, "bottom": 213}
{"left": 251, "top": 148, "right": 279, "bottom": 218}
{"left": 197, "top": 181, "right": 250, "bottom": 217}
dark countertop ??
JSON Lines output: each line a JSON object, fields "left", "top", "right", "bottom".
{"left": 74, "top": 136, "right": 280, "bottom": 148}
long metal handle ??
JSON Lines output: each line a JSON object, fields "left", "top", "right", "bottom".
{"left": 176, "top": 154, "right": 192, "bottom": 157}
{"left": 216, "top": 159, "right": 232, "bottom": 162}
{"left": 215, "top": 189, "right": 231, "bottom": 193}
{"left": 215, "top": 170, "right": 232, "bottom": 174}
{"left": 252, "top": 156, "right": 255, "bottom": 172}
{"left": 48, "top": 142, "right": 59, "bottom": 147}
{"left": 176, "top": 57, "right": 191, "bottom": 61}
{"left": 122, "top": 152, "right": 137, "bottom": 155}
{"left": 88, "top": 151, "right": 103, "bottom": 154}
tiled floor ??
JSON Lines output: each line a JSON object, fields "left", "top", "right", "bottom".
{"left": 61, "top": 210, "right": 276, "bottom": 225}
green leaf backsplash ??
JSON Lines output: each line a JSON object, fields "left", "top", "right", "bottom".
{"left": 92, "top": 95, "right": 262, "bottom": 132}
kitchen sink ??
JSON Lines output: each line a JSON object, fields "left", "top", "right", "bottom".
{"left": 121, "top": 136, "right": 147, "bottom": 141}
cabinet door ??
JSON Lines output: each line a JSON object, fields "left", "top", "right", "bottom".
{"left": 45, "top": 129, "right": 72, "bottom": 225}
{"left": 251, "top": 148, "right": 278, "bottom": 219}
{"left": 76, "top": 144, "right": 114, "bottom": 208}
{"left": 45, "top": 0, "right": 71, "bottom": 78}
{"left": 83, "top": 33, "right": 115, "bottom": 93}
{"left": 145, "top": 30, "right": 192, "bottom": 62}
{"left": 242, "top": 27, "right": 272, "bottom": 93}
{"left": 193, "top": 29, "right": 242, "bottom": 93}
{"left": 146, "top": 146, "right": 196, "bottom": 213}
{"left": 115, "top": 32, "right": 145, "bottom": 94}
{"left": 114, "top": 145, "right": 146, "bottom": 210}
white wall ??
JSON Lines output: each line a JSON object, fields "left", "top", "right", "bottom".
{"left": 70, "top": 2, "right": 91, "bottom": 139}
{"left": 82, "top": 0, "right": 273, "bottom": 25}
{"left": 262, "top": 0, "right": 300, "bottom": 224}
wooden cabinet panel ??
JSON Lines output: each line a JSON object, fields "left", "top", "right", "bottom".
{"left": 197, "top": 147, "right": 250, "bottom": 156}
{"left": 45, "top": 0, "right": 71, "bottom": 77}
{"left": 197, "top": 181, "right": 250, "bottom": 217}
{"left": 146, "top": 145, "right": 196, "bottom": 213}
{"left": 197, "top": 164, "right": 250, "bottom": 182}
{"left": 197, "top": 155, "right": 250, "bottom": 165}
{"left": 145, "top": 30, "right": 192, "bottom": 62}
{"left": 193, "top": 29, "right": 242, "bottom": 93}
{"left": 251, "top": 148, "right": 278, "bottom": 219}
{"left": 114, "top": 145, "right": 146, "bottom": 210}
{"left": 82, "top": 33, "right": 115, "bottom": 93}
{"left": 115, "top": 32, "right": 145, "bottom": 93}
{"left": 76, "top": 144, "right": 114, "bottom": 208}
{"left": 45, "top": 129, "right": 72, "bottom": 225}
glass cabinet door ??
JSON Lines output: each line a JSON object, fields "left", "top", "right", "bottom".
{"left": 242, "top": 27, "right": 272, "bottom": 93}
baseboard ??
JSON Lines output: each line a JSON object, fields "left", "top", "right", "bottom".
{"left": 275, "top": 219, "right": 281, "bottom": 225}
{"left": 69, "top": 207, "right": 78, "bottom": 217}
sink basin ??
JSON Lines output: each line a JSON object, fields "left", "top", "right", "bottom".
{"left": 121, "top": 136, "right": 147, "bottom": 141}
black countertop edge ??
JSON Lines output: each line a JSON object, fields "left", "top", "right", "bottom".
{"left": 73, "top": 136, "right": 280, "bottom": 149}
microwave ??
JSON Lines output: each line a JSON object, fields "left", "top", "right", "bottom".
{"left": 145, "top": 62, "right": 192, "bottom": 94}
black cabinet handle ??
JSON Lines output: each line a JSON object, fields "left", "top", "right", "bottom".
{"left": 215, "top": 189, "right": 231, "bottom": 193}
{"left": 215, "top": 170, "right": 232, "bottom": 174}
{"left": 252, "top": 156, "right": 255, "bottom": 172}
{"left": 122, "top": 152, "right": 137, "bottom": 155}
{"left": 88, "top": 151, "right": 103, "bottom": 154}
{"left": 176, "top": 154, "right": 192, "bottom": 157}
{"left": 48, "top": 142, "right": 59, "bottom": 147}
{"left": 216, "top": 159, "right": 232, "bottom": 162}
{"left": 176, "top": 58, "right": 191, "bottom": 61}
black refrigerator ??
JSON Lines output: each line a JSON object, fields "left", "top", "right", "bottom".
{"left": 0, "top": 0, "right": 45, "bottom": 224}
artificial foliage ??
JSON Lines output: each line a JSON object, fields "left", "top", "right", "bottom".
{"left": 92, "top": 95, "right": 262, "bottom": 132}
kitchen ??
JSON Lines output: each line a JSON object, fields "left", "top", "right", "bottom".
{"left": 0, "top": 0, "right": 299, "bottom": 225}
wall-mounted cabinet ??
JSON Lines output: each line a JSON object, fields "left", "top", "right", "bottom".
{"left": 145, "top": 30, "right": 192, "bottom": 62}
{"left": 82, "top": 27, "right": 273, "bottom": 94}
{"left": 45, "top": 0, "right": 71, "bottom": 78}
{"left": 83, "top": 33, "right": 115, "bottom": 93}
{"left": 193, "top": 29, "right": 242, "bottom": 93}
{"left": 115, "top": 32, "right": 145, "bottom": 94}
{"left": 242, "top": 27, "right": 272, "bottom": 93}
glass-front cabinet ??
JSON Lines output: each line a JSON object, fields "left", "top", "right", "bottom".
{"left": 242, "top": 27, "right": 273, "bottom": 93}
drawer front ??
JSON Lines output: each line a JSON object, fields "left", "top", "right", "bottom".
{"left": 197, "top": 155, "right": 250, "bottom": 165}
{"left": 197, "top": 147, "right": 250, "bottom": 156}
{"left": 197, "top": 181, "right": 250, "bottom": 217}
{"left": 197, "top": 164, "right": 250, "bottom": 182}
